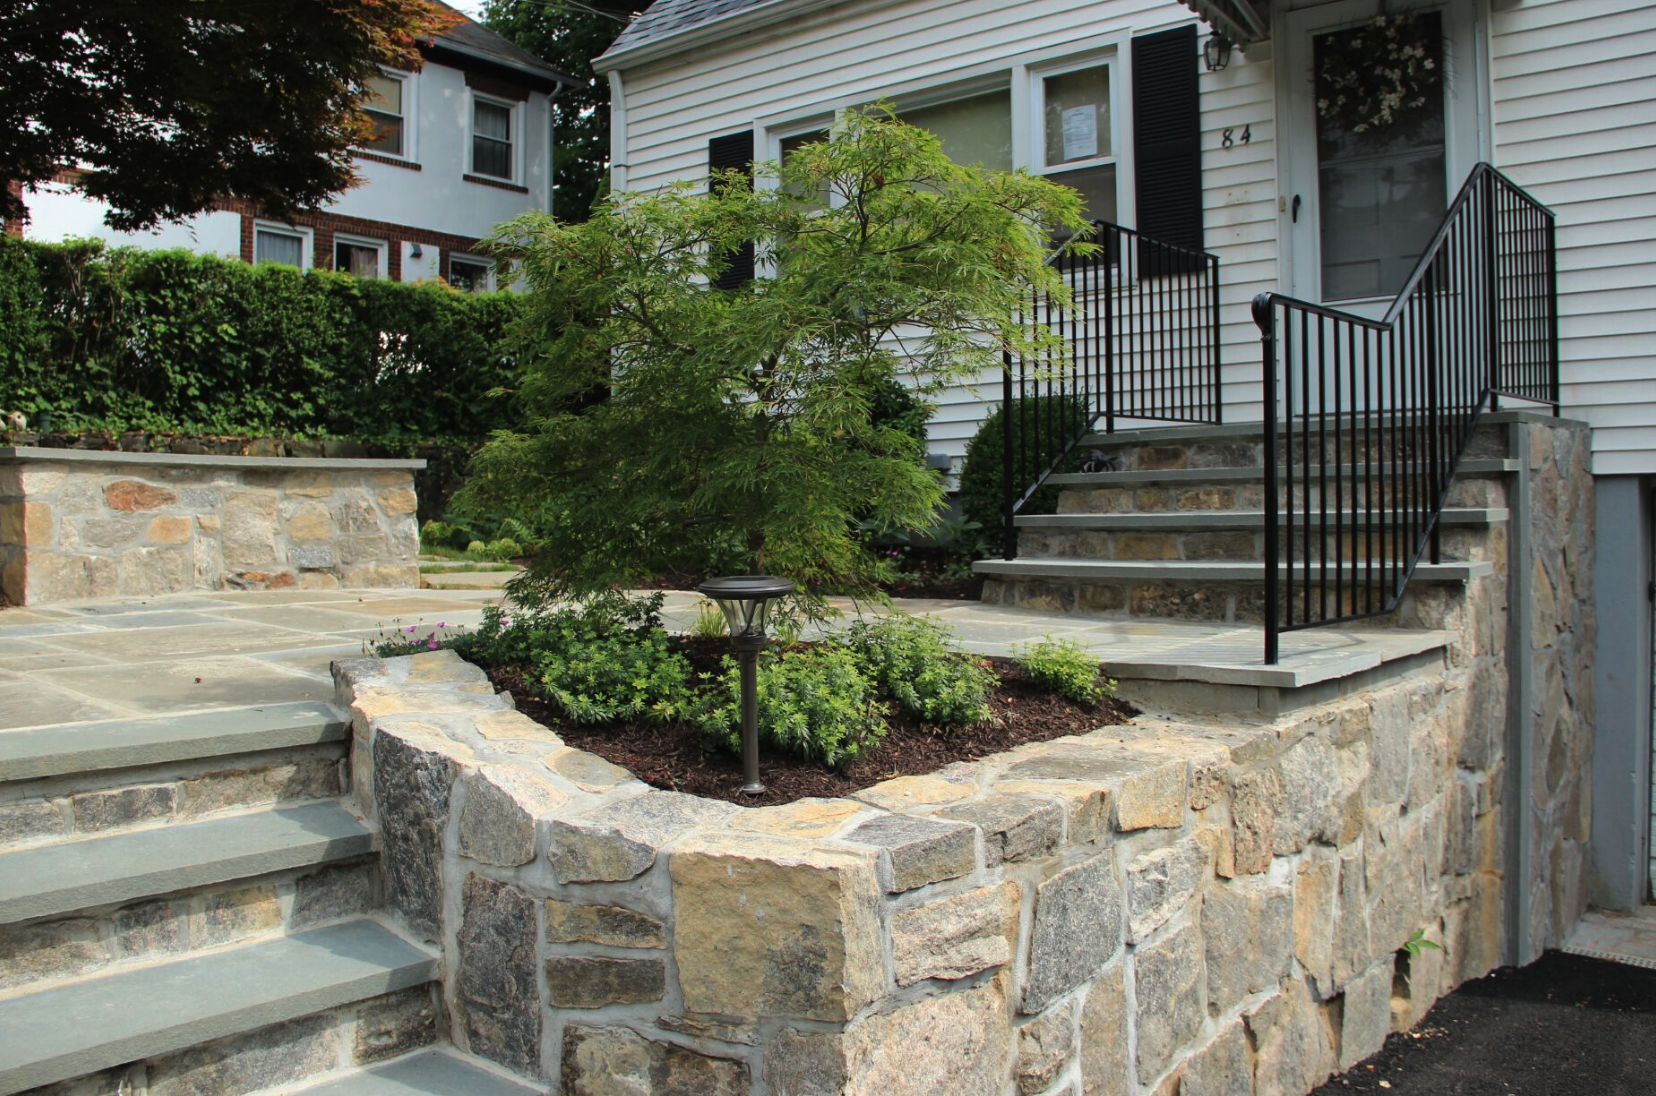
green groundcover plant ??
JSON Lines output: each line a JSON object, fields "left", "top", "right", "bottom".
{"left": 374, "top": 599, "right": 1112, "bottom": 771}
{"left": 460, "top": 105, "right": 1093, "bottom": 618}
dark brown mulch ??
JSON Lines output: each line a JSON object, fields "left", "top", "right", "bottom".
{"left": 1310, "top": 950, "right": 1656, "bottom": 1095}
{"left": 486, "top": 643, "right": 1132, "bottom": 806}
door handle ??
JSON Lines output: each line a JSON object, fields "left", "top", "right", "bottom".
{"left": 1291, "top": 194, "right": 1302, "bottom": 223}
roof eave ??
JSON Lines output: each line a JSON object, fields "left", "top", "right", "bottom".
{"left": 425, "top": 38, "right": 580, "bottom": 92}
{"left": 594, "top": 0, "right": 844, "bottom": 73}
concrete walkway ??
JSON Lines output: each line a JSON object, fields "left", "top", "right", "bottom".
{"left": 0, "top": 586, "right": 1449, "bottom": 732}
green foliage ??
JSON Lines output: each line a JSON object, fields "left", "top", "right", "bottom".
{"left": 694, "top": 646, "right": 888, "bottom": 768}
{"left": 1402, "top": 928, "right": 1443, "bottom": 958}
{"left": 1014, "top": 636, "right": 1113, "bottom": 706}
{"left": 0, "top": 238, "right": 521, "bottom": 442}
{"left": 2, "top": 0, "right": 456, "bottom": 230}
{"left": 691, "top": 600, "right": 729, "bottom": 640}
{"left": 481, "top": 1, "right": 643, "bottom": 222}
{"left": 464, "top": 107, "right": 1091, "bottom": 613}
{"left": 840, "top": 614, "right": 994, "bottom": 726}
{"left": 957, "top": 394, "right": 1093, "bottom": 534}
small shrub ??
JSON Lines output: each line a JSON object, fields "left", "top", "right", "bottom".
{"left": 367, "top": 618, "right": 469, "bottom": 657}
{"left": 840, "top": 613, "right": 994, "bottom": 726}
{"left": 483, "top": 537, "right": 523, "bottom": 561}
{"left": 466, "top": 539, "right": 487, "bottom": 555}
{"left": 694, "top": 646, "right": 887, "bottom": 768}
{"left": 957, "top": 395, "right": 1092, "bottom": 533}
{"left": 420, "top": 520, "right": 458, "bottom": 549}
{"left": 691, "top": 600, "right": 728, "bottom": 639}
{"left": 534, "top": 623, "right": 694, "bottom": 725}
{"left": 1014, "top": 635, "right": 1112, "bottom": 706}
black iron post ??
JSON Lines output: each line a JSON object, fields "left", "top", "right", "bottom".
{"left": 733, "top": 628, "right": 765, "bottom": 795}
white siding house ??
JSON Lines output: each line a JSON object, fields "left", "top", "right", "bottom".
{"left": 19, "top": 5, "right": 575, "bottom": 290}
{"left": 596, "top": 0, "right": 1656, "bottom": 904}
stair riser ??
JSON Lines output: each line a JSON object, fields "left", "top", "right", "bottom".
{"left": 0, "top": 744, "right": 347, "bottom": 852}
{"left": 982, "top": 574, "right": 1474, "bottom": 626}
{"left": 1072, "top": 419, "right": 1510, "bottom": 472}
{"left": 0, "top": 859, "right": 380, "bottom": 1000}
{"left": 1056, "top": 473, "right": 1510, "bottom": 516}
{"left": 1019, "top": 525, "right": 1501, "bottom": 565}
{"left": 16, "top": 985, "right": 440, "bottom": 1096}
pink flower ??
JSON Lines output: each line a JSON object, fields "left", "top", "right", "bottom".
{"left": 427, "top": 640, "right": 440, "bottom": 649}
{"left": 406, "top": 625, "right": 417, "bottom": 633}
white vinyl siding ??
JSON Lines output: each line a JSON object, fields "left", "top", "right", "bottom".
{"left": 1490, "top": 0, "right": 1656, "bottom": 474}
{"left": 616, "top": 0, "right": 1279, "bottom": 464}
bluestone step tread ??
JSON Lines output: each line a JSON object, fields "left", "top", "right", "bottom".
{"left": 0, "top": 919, "right": 437, "bottom": 1096}
{"left": 0, "top": 800, "right": 374, "bottom": 925}
{"left": 1072, "top": 408, "right": 1570, "bottom": 449}
{"left": 1015, "top": 507, "right": 1507, "bottom": 529}
{"left": 973, "top": 558, "right": 1493, "bottom": 581}
{"left": 1045, "top": 458, "right": 1517, "bottom": 486}
{"left": 289, "top": 1050, "right": 546, "bottom": 1096}
{"left": 0, "top": 702, "right": 347, "bottom": 782}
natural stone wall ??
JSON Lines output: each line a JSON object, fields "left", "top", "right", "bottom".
{"left": 335, "top": 648, "right": 1521, "bottom": 1096}
{"left": 0, "top": 448, "right": 423, "bottom": 603}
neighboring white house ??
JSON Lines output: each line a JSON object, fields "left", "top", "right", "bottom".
{"left": 19, "top": 3, "right": 576, "bottom": 291}
{"left": 594, "top": 0, "right": 1656, "bottom": 906}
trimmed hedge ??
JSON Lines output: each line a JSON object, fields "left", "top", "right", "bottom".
{"left": 0, "top": 237, "right": 524, "bottom": 443}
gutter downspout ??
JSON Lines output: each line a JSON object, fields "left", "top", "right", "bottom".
{"left": 608, "top": 70, "right": 630, "bottom": 195}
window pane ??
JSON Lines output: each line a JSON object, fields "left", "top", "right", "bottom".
{"left": 1048, "top": 163, "right": 1117, "bottom": 225}
{"left": 335, "top": 242, "right": 379, "bottom": 278}
{"left": 450, "top": 260, "right": 490, "bottom": 292}
{"left": 254, "top": 230, "right": 302, "bottom": 268}
{"left": 901, "top": 90, "right": 1012, "bottom": 171}
{"left": 364, "top": 111, "right": 403, "bottom": 156}
{"left": 366, "top": 74, "right": 402, "bottom": 115}
{"left": 473, "top": 136, "right": 511, "bottom": 179}
{"left": 780, "top": 130, "right": 830, "bottom": 206}
{"left": 474, "top": 100, "right": 511, "bottom": 141}
{"left": 1044, "top": 66, "right": 1111, "bottom": 166}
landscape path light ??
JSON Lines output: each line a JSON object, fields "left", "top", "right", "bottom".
{"left": 697, "top": 574, "right": 795, "bottom": 796}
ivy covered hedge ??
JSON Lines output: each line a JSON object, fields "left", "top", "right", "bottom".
{"left": 0, "top": 237, "right": 526, "bottom": 444}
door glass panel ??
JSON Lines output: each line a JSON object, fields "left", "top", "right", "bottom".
{"left": 902, "top": 91, "right": 1012, "bottom": 171}
{"left": 1314, "top": 12, "right": 1445, "bottom": 301}
{"left": 1043, "top": 66, "right": 1111, "bottom": 167}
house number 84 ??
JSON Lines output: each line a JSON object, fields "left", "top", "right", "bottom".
{"left": 1222, "top": 126, "right": 1252, "bottom": 149}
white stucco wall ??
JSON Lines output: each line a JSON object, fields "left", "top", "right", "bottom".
{"left": 23, "top": 184, "right": 243, "bottom": 259}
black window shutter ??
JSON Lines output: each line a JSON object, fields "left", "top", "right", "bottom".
{"left": 1132, "top": 26, "right": 1204, "bottom": 269}
{"left": 708, "top": 130, "right": 756, "bottom": 289}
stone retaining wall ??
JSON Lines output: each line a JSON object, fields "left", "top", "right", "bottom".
{"left": 0, "top": 448, "right": 424, "bottom": 603}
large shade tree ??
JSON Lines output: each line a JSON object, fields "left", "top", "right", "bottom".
{"left": 461, "top": 108, "right": 1093, "bottom": 612}
{"left": 481, "top": 0, "right": 642, "bottom": 222}
{"left": 0, "top": 0, "right": 458, "bottom": 230}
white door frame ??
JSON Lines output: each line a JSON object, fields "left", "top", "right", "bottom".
{"left": 1275, "top": 0, "right": 1493, "bottom": 307}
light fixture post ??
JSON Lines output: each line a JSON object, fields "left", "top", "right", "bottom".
{"left": 696, "top": 575, "right": 796, "bottom": 796}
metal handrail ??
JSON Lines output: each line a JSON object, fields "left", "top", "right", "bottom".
{"left": 1252, "top": 163, "right": 1560, "bottom": 662}
{"left": 1001, "top": 219, "right": 1223, "bottom": 559}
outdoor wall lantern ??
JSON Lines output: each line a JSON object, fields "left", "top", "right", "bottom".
{"left": 1204, "top": 34, "right": 1234, "bottom": 71}
{"left": 697, "top": 574, "right": 796, "bottom": 796}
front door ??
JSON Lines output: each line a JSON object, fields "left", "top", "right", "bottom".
{"left": 1283, "top": 0, "right": 1486, "bottom": 312}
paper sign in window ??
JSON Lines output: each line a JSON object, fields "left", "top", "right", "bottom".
{"left": 1062, "top": 106, "right": 1098, "bottom": 162}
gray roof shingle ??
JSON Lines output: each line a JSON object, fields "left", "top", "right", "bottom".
{"left": 429, "top": 2, "right": 578, "bottom": 88}
{"left": 607, "top": 0, "right": 783, "bottom": 53}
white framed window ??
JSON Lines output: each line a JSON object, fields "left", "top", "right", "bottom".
{"left": 897, "top": 87, "right": 1014, "bottom": 172}
{"left": 470, "top": 95, "right": 517, "bottom": 181}
{"left": 333, "top": 234, "right": 386, "bottom": 278}
{"left": 254, "top": 223, "right": 311, "bottom": 269}
{"left": 772, "top": 124, "right": 833, "bottom": 207}
{"left": 361, "top": 71, "right": 411, "bottom": 158}
{"left": 1028, "top": 55, "right": 1121, "bottom": 226}
{"left": 448, "top": 255, "right": 494, "bottom": 293}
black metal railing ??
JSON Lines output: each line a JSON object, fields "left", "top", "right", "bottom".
{"left": 1252, "top": 164, "right": 1559, "bottom": 662}
{"left": 1001, "top": 221, "right": 1222, "bottom": 558}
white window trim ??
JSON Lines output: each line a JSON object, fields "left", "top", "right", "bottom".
{"left": 1020, "top": 48, "right": 1130, "bottom": 231}
{"left": 253, "top": 222, "right": 312, "bottom": 270}
{"left": 468, "top": 92, "right": 522, "bottom": 183}
{"left": 356, "top": 68, "right": 417, "bottom": 163}
{"left": 332, "top": 233, "right": 388, "bottom": 279}
{"left": 448, "top": 253, "right": 496, "bottom": 293}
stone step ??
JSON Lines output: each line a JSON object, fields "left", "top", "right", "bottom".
{"left": 0, "top": 701, "right": 347, "bottom": 783}
{"left": 0, "top": 800, "right": 374, "bottom": 925}
{"left": 975, "top": 558, "right": 1489, "bottom": 623}
{"left": 289, "top": 1049, "right": 546, "bottom": 1096}
{"left": 1014, "top": 508, "right": 1505, "bottom": 565}
{"left": 0, "top": 919, "right": 437, "bottom": 1095}
{"left": 1045, "top": 457, "right": 1518, "bottom": 488}
{"left": 419, "top": 569, "right": 521, "bottom": 590}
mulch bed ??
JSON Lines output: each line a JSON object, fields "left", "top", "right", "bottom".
{"left": 486, "top": 638, "right": 1132, "bottom": 806}
{"left": 1311, "top": 950, "right": 1656, "bottom": 1095}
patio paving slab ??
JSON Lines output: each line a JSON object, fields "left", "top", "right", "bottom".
{"left": 0, "top": 677, "right": 126, "bottom": 729}
{"left": 1565, "top": 906, "right": 1656, "bottom": 970}
{"left": 31, "top": 656, "right": 335, "bottom": 715}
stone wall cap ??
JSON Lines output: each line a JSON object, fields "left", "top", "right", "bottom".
{"left": 0, "top": 446, "right": 426, "bottom": 471}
